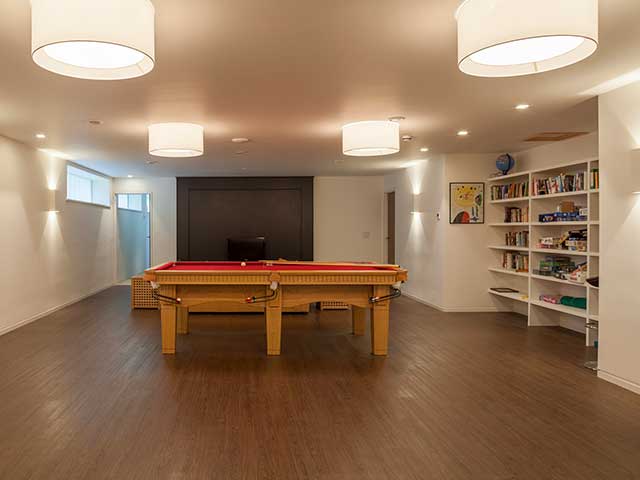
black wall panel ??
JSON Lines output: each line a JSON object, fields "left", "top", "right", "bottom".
{"left": 177, "top": 177, "right": 314, "bottom": 261}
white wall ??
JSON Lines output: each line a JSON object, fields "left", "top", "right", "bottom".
{"left": 442, "top": 154, "right": 501, "bottom": 311}
{"left": 514, "top": 132, "right": 598, "bottom": 171}
{"left": 113, "top": 178, "right": 177, "bottom": 266}
{"left": 0, "top": 135, "right": 115, "bottom": 336}
{"left": 314, "top": 176, "right": 384, "bottom": 262}
{"left": 597, "top": 82, "right": 640, "bottom": 395}
{"left": 385, "top": 154, "right": 499, "bottom": 311}
{"left": 384, "top": 158, "right": 446, "bottom": 308}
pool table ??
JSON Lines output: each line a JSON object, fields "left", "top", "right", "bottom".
{"left": 144, "top": 261, "right": 408, "bottom": 356}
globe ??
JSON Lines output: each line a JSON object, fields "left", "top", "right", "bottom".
{"left": 496, "top": 154, "right": 515, "bottom": 175}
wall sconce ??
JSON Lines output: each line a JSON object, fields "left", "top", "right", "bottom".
{"left": 411, "top": 193, "right": 424, "bottom": 214}
{"left": 48, "top": 189, "right": 60, "bottom": 213}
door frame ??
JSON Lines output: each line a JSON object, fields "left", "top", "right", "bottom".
{"left": 384, "top": 190, "right": 396, "bottom": 264}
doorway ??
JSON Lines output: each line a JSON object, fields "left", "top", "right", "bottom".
{"left": 386, "top": 192, "right": 395, "bottom": 264}
{"left": 116, "top": 193, "right": 151, "bottom": 282}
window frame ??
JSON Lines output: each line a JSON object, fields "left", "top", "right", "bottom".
{"left": 66, "top": 163, "right": 112, "bottom": 209}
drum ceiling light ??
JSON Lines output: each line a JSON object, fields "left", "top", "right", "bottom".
{"left": 456, "top": 0, "right": 598, "bottom": 77}
{"left": 148, "top": 123, "right": 204, "bottom": 158}
{"left": 31, "top": 0, "right": 155, "bottom": 80}
{"left": 342, "top": 121, "right": 400, "bottom": 157}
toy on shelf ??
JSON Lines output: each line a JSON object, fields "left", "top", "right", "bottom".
{"left": 495, "top": 154, "right": 515, "bottom": 175}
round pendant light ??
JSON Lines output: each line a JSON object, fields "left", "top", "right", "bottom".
{"left": 148, "top": 123, "right": 204, "bottom": 158}
{"left": 456, "top": 0, "right": 598, "bottom": 77}
{"left": 31, "top": 0, "right": 155, "bottom": 80}
{"left": 342, "top": 121, "right": 400, "bottom": 157}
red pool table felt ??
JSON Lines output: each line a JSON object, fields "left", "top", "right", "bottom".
{"left": 153, "top": 261, "right": 396, "bottom": 272}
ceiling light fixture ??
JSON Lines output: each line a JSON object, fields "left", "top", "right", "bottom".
{"left": 515, "top": 104, "right": 531, "bottom": 110}
{"left": 31, "top": 0, "right": 155, "bottom": 80}
{"left": 342, "top": 121, "right": 400, "bottom": 157}
{"left": 232, "top": 138, "right": 250, "bottom": 143}
{"left": 457, "top": 130, "right": 469, "bottom": 136}
{"left": 35, "top": 133, "right": 46, "bottom": 139}
{"left": 420, "top": 147, "right": 430, "bottom": 152}
{"left": 388, "top": 116, "right": 406, "bottom": 123}
{"left": 148, "top": 123, "right": 204, "bottom": 158}
{"left": 456, "top": 0, "right": 598, "bottom": 77}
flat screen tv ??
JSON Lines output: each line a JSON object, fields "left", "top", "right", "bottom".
{"left": 227, "top": 237, "right": 266, "bottom": 261}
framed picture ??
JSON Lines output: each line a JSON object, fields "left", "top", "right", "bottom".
{"left": 450, "top": 182, "right": 485, "bottom": 224}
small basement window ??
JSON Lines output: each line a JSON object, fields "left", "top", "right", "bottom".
{"left": 66, "top": 165, "right": 111, "bottom": 207}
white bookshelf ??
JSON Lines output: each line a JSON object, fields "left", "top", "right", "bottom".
{"left": 487, "top": 158, "right": 600, "bottom": 346}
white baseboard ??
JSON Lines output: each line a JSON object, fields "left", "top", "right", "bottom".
{"left": 402, "top": 292, "right": 446, "bottom": 312}
{"left": 0, "top": 283, "right": 116, "bottom": 337}
{"left": 402, "top": 292, "right": 511, "bottom": 313}
{"left": 598, "top": 370, "right": 640, "bottom": 396}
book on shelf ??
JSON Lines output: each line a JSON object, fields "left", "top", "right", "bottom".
{"left": 490, "top": 181, "right": 529, "bottom": 201}
{"left": 504, "top": 206, "right": 529, "bottom": 223}
{"left": 502, "top": 252, "right": 529, "bottom": 272}
{"left": 533, "top": 172, "right": 587, "bottom": 196}
{"left": 590, "top": 168, "right": 599, "bottom": 190}
{"left": 505, "top": 230, "right": 529, "bottom": 247}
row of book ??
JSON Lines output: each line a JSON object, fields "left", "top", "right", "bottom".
{"left": 505, "top": 231, "right": 529, "bottom": 247}
{"left": 490, "top": 181, "right": 529, "bottom": 201}
{"left": 533, "top": 172, "right": 587, "bottom": 196}
{"left": 590, "top": 168, "right": 600, "bottom": 190}
{"left": 502, "top": 252, "right": 529, "bottom": 273}
{"left": 504, "top": 206, "right": 529, "bottom": 223}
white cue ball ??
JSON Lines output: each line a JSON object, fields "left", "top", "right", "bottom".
{"left": 241, "top": 262, "right": 247, "bottom": 267}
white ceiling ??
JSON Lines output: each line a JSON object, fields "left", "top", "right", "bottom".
{"left": 0, "top": 0, "right": 638, "bottom": 178}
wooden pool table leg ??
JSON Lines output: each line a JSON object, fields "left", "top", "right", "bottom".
{"left": 352, "top": 306, "right": 366, "bottom": 336}
{"left": 160, "top": 304, "right": 177, "bottom": 354}
{"left": 371, "top": 286, "right": 390, "bottom": 356}
{"left": 265, "top": 287, "right": 282, "bottom": 356}
{"left": 177, "top": 306, "right": 189, "bottom": 335}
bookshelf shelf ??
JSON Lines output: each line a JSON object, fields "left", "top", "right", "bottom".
{"left": 531, "top": 274, "right": 587, "bottom": 287}
{"left": 488, "top": 267, "right": 529, "bottom": 278}
{"left": 488, "top": 245, "right": 529, "bottom": 252}
{"left": 530, "top": 221, "right": 588, "bottom": 226}
{"left": 488, "top": 289, "right": 529, "bottom": 303}
{"left": 531, "top": 191, "right": 588, "bottom": 200}
{"left": 490, "top": 197, "right": 530, "bottom": 204}
{"left": 530, "top": 248, "right": 588, "bottom": 257}
{"left": 486, "top": 157, "right": 600, "bottom": 346}
{"left": 487, "top": 171, "right": 531, "bottom": 183}
{"left": 530, "top": 299, "right": 588, "bottom": 319}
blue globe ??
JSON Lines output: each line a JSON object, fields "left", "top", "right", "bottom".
{"left": 496, "top": 154, "right": 515, "bottom": 175}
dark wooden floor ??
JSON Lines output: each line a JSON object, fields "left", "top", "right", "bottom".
{"left": 1, "top": 287, "right": 639, "bottom": 480}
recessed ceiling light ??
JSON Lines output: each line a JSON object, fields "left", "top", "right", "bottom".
{"left": 420, "top": 147, "right": 429, "bottom": 152}
{"left": 235, "top": 150, "right": 248, "bottom": 155}
{"left": 127, "top": 175, "right": 133, "bottom": 178}
{"left": 31, "top": 0, "right": 155, "bottom": 80}
{"left": 515, "top": 104, "right": 531, "bottom": 110}
{"left": 457, "top": 130, "right": 469, "bottom": 136}
{"left": 388, "top": 116, "right": 406, "bottom": 123}
{"left": 232, "top": 137, "right": 250, "bottom": 143}
{"left": 88, "top": 120, "right": 103, "bottom": 125}
{"left": 402, "top": 135, "right": 414, "bottom": 142}
{"left": 35, "top": 133, "right": 46, "bottom": 139}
